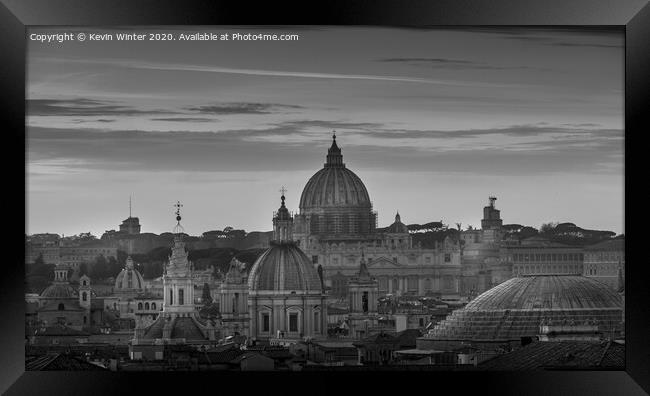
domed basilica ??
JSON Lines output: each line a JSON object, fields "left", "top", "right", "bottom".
{"left": 293, "top": 133, "right": 462, "bottom": 298}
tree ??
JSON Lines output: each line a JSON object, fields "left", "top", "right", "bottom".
{"left": 107, "top": 256, "right": 121, "bottom": 278}
{"left": 201, "top": 283, "right": 212, "bottom": 305}
{"left": 90, "top": 255, "right": 109, "bottom": 280}
{"left": 540, "top": 222, "right": 559, "bottom": 234}
{"left": 78, "top": 262, "right": 88, "bottom": 277}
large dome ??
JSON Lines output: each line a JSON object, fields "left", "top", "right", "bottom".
{"left": 424, "top": 276, "right": 623, "bottom": 342}
{"left": 299, "top": 134, "right": 371, "bottom": 210}
{"left": 248, "top": 243, "right": 323, "bottom": 293}
{"left": 465, "top": 275, "right": 622, "bottom": 311}
{"left": 114, "top": 256, "right": 145, "bottom": 292}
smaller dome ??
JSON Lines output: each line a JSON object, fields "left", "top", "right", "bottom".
{"left": 41, "top": 283, "right": 77, "bottom": 299}
{"left": 386, "top": 212, "right": 408, "bottom": 234}
{"left": 114, "top": 257, "right": 145, "bottom": 291}
{"left": 248, "top": 243, "right": 323, "bottom": 293}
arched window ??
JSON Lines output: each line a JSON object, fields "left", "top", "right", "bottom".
{"left": 58, "top": 303, "right": 64, "bottom": 311}
{"left": 82, "top": 280, "right": 87, "bottom": 286}
{"left": 152, "top": 302, "right": 156, "bottom": 310}
{"left": 145, "top": 302, "right": 150, "bottom": 310}
{"left": 82, "top": 292, "right": 87, "bottom": 302}
{"left": 138, "top": 302, "right": 143, "bottom": 310}
{"left": 83, "top": 316, "right": 87, "bottom": 324}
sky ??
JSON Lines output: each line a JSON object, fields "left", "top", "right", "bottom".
{"left": 26, "top": 26, "right": 624, "bottom": 237}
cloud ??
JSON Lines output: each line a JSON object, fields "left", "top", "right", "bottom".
{"left": 27, "top": 98, "right": 175, "bottom": 117}
{"left": 34, "top": 57, "right": 524, "bottom": 88}
{"left": 185, "top": 102, "right": 303, "bottom": 115}
{"left": 377, "top": 57, "right": 546, "bottom": 71}
{"left": 26, "top": 123, "right": 623, "bottom": 176}
{"left": 150, "top": 117, "right": 216, "bottom": 123}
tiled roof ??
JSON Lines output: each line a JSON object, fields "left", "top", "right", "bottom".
{"left": 479, "top": 340, "right": 624, "bottom": 370}
{"left": 26, "top": 354, "right": 106, "bottom": 371}
{"left": 171, "top": 317, "right": 207, "bottom": 340}
{"left": 396, "top": 329, "right": 422, "bottom": 348}
{"left": 35, "top": 325, "right": 90, "bottom": 337}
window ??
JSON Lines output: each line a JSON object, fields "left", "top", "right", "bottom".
{"left": 314, "top": 312, "right": 320, "bottom": 333}
{"left": 82, "top": 292, "right": 87, "bottom": 302}
{"left": 169, "top": 289, "right": 173, "bottom": 305}
{"left": 178, "top": 289, "right": 184, "bottom": 305}
{"left": 289, "top": 313, "right": 298, "bottom": 332}
{"left": 83, "top": 316, "right": 87, "bottom": 324}
{"left": 362, "top": 291, "right": 369, "bottom": 313}
{"left": 424, "top": 278, "right": 432, "bottom": 291}
{"left": 145, "top": 302, "right": 150, "bottom": 310}
{"left": 58, "top": 303, "right": 64, "bottom": 311}
{"left": 444, "top": 253, "right": 451, "bottom": 263}
{"left": 262, "top": 313, "right": 270, "bottom": 332}
{"left": 138, "top": 302, "right": 143, "bottom": 310}
{"left": 312, "top": 255, "right": 318, "bottom": 264}
{"left": 152, "top": 302, "right": 156, "bottom": 310}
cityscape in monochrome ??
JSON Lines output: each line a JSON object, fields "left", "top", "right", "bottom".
{"left": 25, "top": 26, "right": 625, "bottom": 371}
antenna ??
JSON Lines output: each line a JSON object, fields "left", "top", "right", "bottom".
{"left": 129, "top": 195, "right": 132, "bottom": 218}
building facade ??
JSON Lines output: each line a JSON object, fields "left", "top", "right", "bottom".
{"left": 293, "top": 134, "right": 462, "bottom": 298}
{"left": 583, "top": 238, "right": 625, "bottom": 290}
{"left": 247, "top": 193, "right": 328, "bottom": 342}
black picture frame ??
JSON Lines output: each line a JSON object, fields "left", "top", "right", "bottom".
{"left": 1, "top": 0, "right": 647, "bottom": 394}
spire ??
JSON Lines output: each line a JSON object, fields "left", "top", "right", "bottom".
{"left": 129, "top": 195, "right": 132, "bottom": 218}
{"left": 358, "top": 247, "right": 370, "bottom": 279}
{"left": 173, "top": 200, "right": 185, "bottom": 238}
{"left": 395, "top": 211, "right": 401, "bottom": 224}
{"left": 273, "top": 189, "right": 293, "bottom": 243}
{"left": 325, "top": 130, "right": 344, "bottom": 167}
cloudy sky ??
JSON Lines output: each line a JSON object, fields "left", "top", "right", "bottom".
{"left": 26, "top": 26, "right": 624, "bottom": 237}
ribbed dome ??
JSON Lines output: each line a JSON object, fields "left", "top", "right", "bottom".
{"left": 299, "top": 134, "right": 371, "bottom": 210}
{"left": 41, "top": 283, "right": 77, "bottom": 298}
{"left": 465, "top": 276, "right": 622, "bottom": 311}
{"left": 114, "top": 257, "right": 145, "bottom": 291}
{"left": 425, "top": 276, "right": 623, "bottom": 342}
{"left": 248, "top": 243, "right": 323, "bottom": 293}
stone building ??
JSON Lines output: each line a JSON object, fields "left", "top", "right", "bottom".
{"left": 131, "top": 206, "right": 218, "bottom": 360}
{"left": 293, "top": 133, "right": 462, "bottom": 298}
{"left": 459, "top": 197, "right": 510, "bottom": 297}
{"left": 219, "top": 258, "right": 250, "bottom": 336}
{"left": 583, "top": 238, "right": 625, "bottom": 290}
{"left": 503, "top": 236, "right": 585, "bottom": 277}
{"left": 346, "top": 253, "right": 379, "bottom": 339}
{"left": 35, "top": 266, "right": 90, "bottom": 330}
{"left": 247, "top": 193, "right": 328, "bottom": 343}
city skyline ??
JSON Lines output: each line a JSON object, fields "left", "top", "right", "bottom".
{"left": 27, "top": 26, "right": 624, "bottom": 237}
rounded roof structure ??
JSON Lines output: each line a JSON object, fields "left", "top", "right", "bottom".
{"left": 114, "top": 257, "right": 145, "bottom": 292}
{"left": 299, "top": 134, "right": 371, "bottom": 211}
{"left": 465, "top": 276, "right": 622, "bottom": 311}
{"left": 248, "top": 243, "right": 323, "bottom": 293}
{"left": 41, "top": 283, "right": 77, "bottom": 299}
{"left": 425, "top": 276, "right": 623, "bottom": 342}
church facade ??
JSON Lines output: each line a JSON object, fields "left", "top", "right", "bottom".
{"left": 293, "top": 134, "right": 462, "bottom": 298}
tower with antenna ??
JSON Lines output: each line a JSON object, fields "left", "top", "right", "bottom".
{"left": 119, "top": 194, "right": 141, "bottom": 235}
